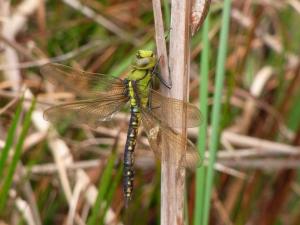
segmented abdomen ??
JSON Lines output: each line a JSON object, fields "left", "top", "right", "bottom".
{"left": 123, "top": 105, "right": 140, "bottom": 206}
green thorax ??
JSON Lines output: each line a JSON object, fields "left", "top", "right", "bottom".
{"left": 127, "top": 50, "right": 156, "bottom": 108}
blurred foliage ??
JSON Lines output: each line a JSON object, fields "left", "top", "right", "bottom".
{"left": 0, "top": 1, "right": 300, "bottom": 225}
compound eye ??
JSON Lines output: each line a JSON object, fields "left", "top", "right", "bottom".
{"left": 136, "top": 50, "right": 144, "bottom": 58}
{"left": 136, "top": 58, "right": 150, "bottom": 67}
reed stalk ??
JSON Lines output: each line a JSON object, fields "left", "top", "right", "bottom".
{"left": 160, "top": 1, "right": 191, "bottom": 224}
{"left": 202, "top": 1, "right": 231, "bottom": 224}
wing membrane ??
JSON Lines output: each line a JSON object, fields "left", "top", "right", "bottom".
{"left": 44, "top": 94, "right": 129, "bottom": 127}
{"left": 40, "top": 63, "right": 125, "bottom": 98}
{"left": 141, "top": 108, "right": 201, "bottom": 169}
{"left": 148, "top": 89, "right": 202, "bottom": 128}
{"left": 41, "top": 63, "right": 129, "bottom": 127}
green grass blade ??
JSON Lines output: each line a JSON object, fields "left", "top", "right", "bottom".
{"left": 98, "top": 163, "right": 123, "bottom": 225}
{"left": 194, "top": 14, "right": 210, "bottom": 225}
{"left": 87, "top": 151, "right": 117, "bottom": 225}
{"left": 0, "top": 98, "right": 36, "bottom": 212}
{"left": 203, "top": 1, "right": 232, "bottom": 224}
{"left": 0, "top": 97, "right": 24, "bottom": 179}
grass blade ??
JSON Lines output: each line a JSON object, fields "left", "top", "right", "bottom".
{"left": 87, "top": 151, "right": 117, "bottom": 225}
{"left": 0, "top": 97, "right": 24, "bottom": 179}
{"left": 0, "top": 98, "right": 36, "bottom": 212}
{"left": 194, "top": 14, "right": 210, "bottom": 225}
{"left": 202, "top": 1, "right": 232, "bottom": 224}
{"left": 98, "top": 163, "right": 123, "bottom": 225}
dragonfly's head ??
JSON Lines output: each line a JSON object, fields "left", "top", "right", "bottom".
{"left": 132, "top": 50, "right": 156, "bottom": 70}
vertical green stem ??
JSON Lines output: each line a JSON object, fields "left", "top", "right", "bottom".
{"left": 0, "top": 97, "right": 24, "bottom": 179}
{"left": 202, "top": 1, "right": 231, "bottom": 224}
{"left": 0, "top": 98, "right": 36, "bottom": 211}
{"left": 194, "top": 15, "right": 210, "bottom": 225}
{"left": 87, "top": 152, "right": 117, "bottom": 225}
{"left": 163, "top": 0, "right": 171, "bottom": 28}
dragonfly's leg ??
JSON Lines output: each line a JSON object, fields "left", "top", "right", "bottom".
{"left": 153, "top": 70, "right": 172, "bottom": 89}
{"left": 147, "top": 89, "right": 161, "bottom": 112}
{"left": 147, "top": 80, "right": 153, "bottom": 111}
{"left": 145, "top": 77, "right": 164, "bottom": 112}
{"left": 152, "top": 57, "right": 172, "bottom": 89}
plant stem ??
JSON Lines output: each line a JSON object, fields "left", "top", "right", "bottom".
{"left": 160, "top": 1, "right": 191, "bottom": 225}
{"left": 202, "top": 0, "right": 231, "bottom": 224}
{"left": 194, "top": 14, "right": 210, "bottom": 225}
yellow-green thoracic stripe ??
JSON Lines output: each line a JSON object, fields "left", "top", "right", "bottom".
{"left": 123, "top": 49, "right": 156, "bottom": 205}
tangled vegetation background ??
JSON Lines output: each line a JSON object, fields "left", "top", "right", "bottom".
{"left": 0, "top": 0, "right": 300, "bottom": 225}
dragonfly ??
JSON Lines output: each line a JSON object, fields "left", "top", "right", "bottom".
{"left": 41, "top": 50, "right": 202, "bottom": 206}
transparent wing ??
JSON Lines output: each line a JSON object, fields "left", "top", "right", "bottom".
{"left": 141, "top": 108, "right": 201, "bottom": 169}
{"left": 41, "top": 63, "right": 129, "bottom": 127}
{"left": 148, "top": 89, "right": 202, "bottom": 128}
{"left": 44, "top": 94, "right": 129, "bottom": 127}
{"left": 40, "top": 63, "right": 125, "bottom": 98}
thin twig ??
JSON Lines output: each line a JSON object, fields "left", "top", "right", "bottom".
{"left": 23, "top": 90, "right": 122, "bottom": 224}
{"left": 222, "top": 131, "right": 300, "bottom": 155}
{"left": 212, "top": 190, "right": 234, "bottom": 225}
{"left": 1, "top": 0, "right": 41, "bottom": 91}
{"left": 0, "top": 40, "right": 110, "bottom": 70}
{"left": 231, "top": 8, "right": 299, "bottom": 69}
{"left": 21, "top": 174, "right": 42, "bottom": 225}
{"left": 220, "top": 159, "right": 300, "bottom": 170}
{"left": 62, "top": 0, "right": 138, "bottom": 44}
{"left": 0, "top": 97, "right": 18, "bottom": 115}
{"left": 0, "top": 34, "right": 35, "bottom": 61}
{"left": 15, "top": 197, "right": 36, "bottom": 225}
{"left": 66, "top": 173, "right": 89, "bottom": 225}
{"left": 237, "top": 66, "right": 274, "bottom": 133}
